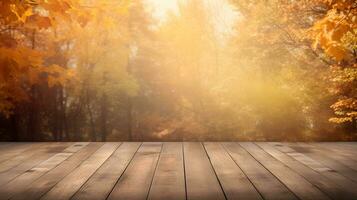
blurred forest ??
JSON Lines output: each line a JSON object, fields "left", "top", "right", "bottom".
{"left": 0, "top": 0, "right": 356, "bottom": 141}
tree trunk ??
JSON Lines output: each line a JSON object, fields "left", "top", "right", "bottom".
{"left": 100, "top": 94, "right": 108, "bottom": 142}
{"left": 53, "top": 87, "right": 59, "bottom": 141}
{"left": 87, "top": 103, "right": 96, "bottom": 141}
{"left": 86, "top": 89, "right": 96, "bottom": 141}
{"left": 27, "top": 29, "right": 41, "bottom": 141}
{"left": 73, "top": 100, "right": 83, "bottom": 141}
{"left": 59, "top": 87, "right": 70, "bottom": 141}
{"left": 126, "top": 97, "right": 133, "bottom": 140}
{"left": 10, "top": 110, "right": 19, "bottom": 141}
{"left": 27, "top": 86, "right": 41, "bottom": 141}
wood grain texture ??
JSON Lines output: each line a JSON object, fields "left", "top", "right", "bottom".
{"left": 107, "top": 142, "right": 162, "bottom": 200}
{"left": 274, "top": 142, "right": 357, "bottom": 199}
{"left": 0, "top": 143, "right": 71, "bottom": 186}
{"left": 306, "top": 143, "right": 357, "bottom": 171}
{"left": 257, "top": 142, "right": 357, "bottom": 200}
{"left": 204, "top": 142, "right": 262, "bottom": 200}
{"left": 313, "top": 143, "right": 357, "bottom": 162}
{"left": 0, "top": 142, "right": 355, "bottom": 200}
{"left": 40, "top": 143, "right": 119, "bottom": 200}
{"left": 148, "top": 142, "right": 185, "bottom": 200}
{"left": 223, "top": 142, "right": 298, "bottom": 200}
{"left": 72, "top": 142, "right": 141, "bottom": 200}
{"left": 293, "top": 143, "right": 357, "bottom": 182}
{"left": 0, "top": 143, "right": 49, "bottom": 173}
{"left": 240, "top": 142, "right": 329, "bottom": 200}
{"left": 0, "top": 143, "right": 34, "bottom": 164}
{"left": 0, "top": 142, "right": 87, "bottom": 200}
{"left": 11, "top": 142, "right": 103, "bottom": 200}
{"left": 184, "top": 142, "right": 226, "bottom": 200}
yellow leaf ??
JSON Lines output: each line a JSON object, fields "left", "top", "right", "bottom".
{"left": 20, "top": 8, "right": 33, "bottom": 23}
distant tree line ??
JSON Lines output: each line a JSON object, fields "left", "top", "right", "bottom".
{"left": 0, "top": 0, "right": 356, "bottom": 141}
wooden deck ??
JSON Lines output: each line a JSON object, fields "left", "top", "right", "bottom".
{"left": 0, "top": 142, "right": 356, "bottom": 200}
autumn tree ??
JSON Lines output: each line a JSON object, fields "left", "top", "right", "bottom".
{"left": 0, "top": 0, "right": 81, "bottom": 140}
{"left": 309, "top": 0, "right": 356, "bottom": 131}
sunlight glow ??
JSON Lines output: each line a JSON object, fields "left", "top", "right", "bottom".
{"left": 145, "top": 0, "right": 179, "bottom": 21}
{"left": 145, "top": 0, "right": 239, "bottom": 39}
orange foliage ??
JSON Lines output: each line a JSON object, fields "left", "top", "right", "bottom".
{"left": 0, "top": 0, "right": 88, "bottom": 116}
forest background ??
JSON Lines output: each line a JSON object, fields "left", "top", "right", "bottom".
{"left": 0, "top": 0, "right": 356, "bottom": 141}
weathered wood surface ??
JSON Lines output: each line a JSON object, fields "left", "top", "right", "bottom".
{"left": 0, "top": 142, "right": 356, "bottom": 200}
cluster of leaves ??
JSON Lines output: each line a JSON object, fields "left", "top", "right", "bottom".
{"left": 309, "top": 0, "right": 357, "bottom": 124}
{"left": 0, "top": 0, "right": 83, "bottom": 116}
{"left": 311, "top": 0, "right": 356, "bottom": 61}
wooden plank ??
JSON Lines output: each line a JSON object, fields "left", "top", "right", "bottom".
{"left": 335, "top": 142, "right": 357, "bottom": 150}
{"left": 0, "top": 143, "right": 34, "bottom": 164}
{"left": 183, "top": 142, "right": 225, "bottom": 200}
{"left": 308, "top": 143, "right": 357, "bottom": 171}
{"left": 107, "top": 142, "right": 162, "bottom": 200}
{"left": 204, "top": 142, "right": 262, "bottom": 200}
{"left": 240, "top": 142, "right": 329, "bottom": 200}
{"left": 292, "top": 143, "right": 357, "bottom": 182}
{"left": 0, "top": 143, "right": 22, "bottom": 152}
{"left": 40, "top": 143, "right": 119, "bottom": 200}
{"left": 148, "top": 142, "right": 185, "bottom": 200}
{"left": 315, "top": 143, "right": 357, "bottom": 162}
{"left": 0, "top": 142, "right": 88, "bottom": 200}
{"left": 336, "top": 142, "right": 357, "bottom": 153}
{"left": 223, "top": 142, "right": 297, "bottom": 200}
{"left": 72, "top": 142, "right": 141, "bottom": 200}
{"left": 11, "top": 142, "right": 103, "bottom": 200}
{"left": 273, "top": 142, "right": 357, "bottom": 198}
{"left": 0, "top": 143, "right": 47, "bottom": 173}
{"left": 256, "top": 142, "right": 357, "bottom": 200}
{"left": 271, "top": 143, "right": 332, "bottom": 172}
{"left": 0, "top": 142, "right": 13, "bottom": 148}
{"left": 0, "top": 143, "right": 71, "bottom": 186}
